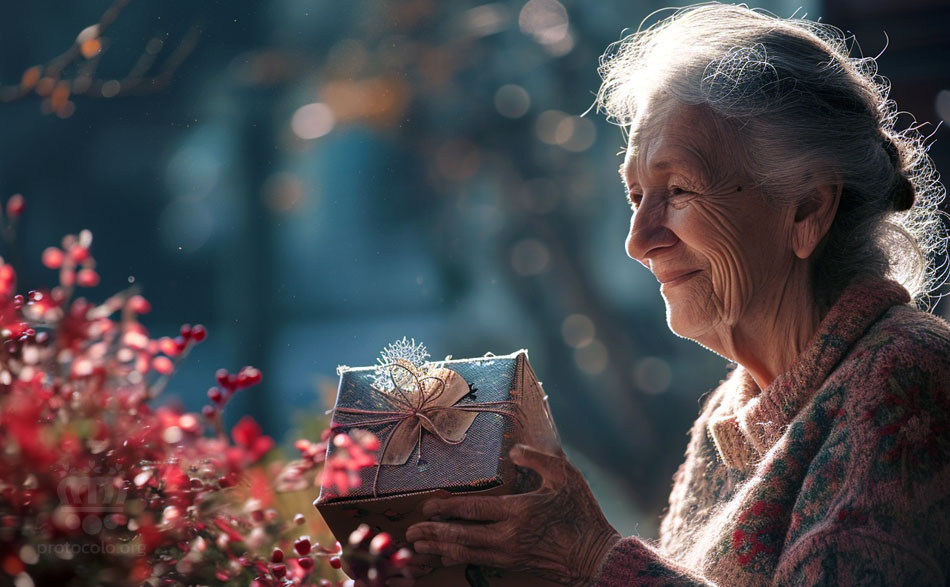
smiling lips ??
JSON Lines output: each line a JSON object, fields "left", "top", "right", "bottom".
{"left": 656, "top": 270, "right": 702, "bottom": 287}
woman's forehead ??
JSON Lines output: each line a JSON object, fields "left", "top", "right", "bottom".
{"left": 623, "top": 103, "right": 736, "bottom": 179}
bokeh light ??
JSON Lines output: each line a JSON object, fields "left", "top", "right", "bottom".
{"left": 634, "top": 357, "right": 672, "bottom": 394}
{"left": 461, "top": 3, "right": 511, "bottom": 38}
{"left": 494, "top": 84, "right": 531, "bottom": 119}
{"left": 158, "top": 198, "right": 214, "bottom": 254}
{"left": 519, "top": 0, "right": 569, "bottom": 46}
{"left": 291, "top": 102, "right": 336, "bottom": 140}
{"left": 535, "top": 110, "right": 595, "bottom": 150}
{"left": 574, "top": 339, "right": 608, "bottom": 375}
{"left": 262, "top": 172, "right": 306, "bottom": 214}
{"left": 510, "top": 238, "right": 550, "bottom": 276}
{"left": 562, "top": 314, "right": 595, "bottom": 348}
{"left": 937, "top": 89, "right": 950, "bottom": 125}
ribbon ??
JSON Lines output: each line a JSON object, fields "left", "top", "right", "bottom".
{"left": 333, "top": 360, "right": 524, "bottom": 497}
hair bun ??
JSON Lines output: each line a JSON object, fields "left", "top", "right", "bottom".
{"left": 882, "top": 137, "right": 902, "bottom": 169}
{"left": 881, "top": 138, "right": 914, "bottom": 211}
{"left": 893, "top": 174, "right": 915, "bottom": 211}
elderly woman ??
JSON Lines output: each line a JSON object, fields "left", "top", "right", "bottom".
{"left": 405, "top": 4, "right": 950, "bottom": 586}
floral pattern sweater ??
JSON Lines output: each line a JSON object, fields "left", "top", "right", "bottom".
{"left": 594, "top": 279, "right": 950, "bottom": 586}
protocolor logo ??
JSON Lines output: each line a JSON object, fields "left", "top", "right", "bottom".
{"left": 56, "top": 474, "right": 128, "bottom": 535}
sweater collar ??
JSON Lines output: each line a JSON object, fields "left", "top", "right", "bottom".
{"left": 708, "top": 278, "right": 911, "bottom": 471}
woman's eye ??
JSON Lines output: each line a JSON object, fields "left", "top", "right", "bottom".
{"left": 668, "top": 186, "right": 698, "bottom": 209}
{"left": 626, "top": 190, "right": 642, "bottom": 210}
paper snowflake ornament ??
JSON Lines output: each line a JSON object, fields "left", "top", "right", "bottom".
{"left": 372, "top": 337, "right": 431, "bottom": 392}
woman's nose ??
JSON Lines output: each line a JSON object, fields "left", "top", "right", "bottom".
{"left": 625, "top": 197, "right": 677, "bottom": 266}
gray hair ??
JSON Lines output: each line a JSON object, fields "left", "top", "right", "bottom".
{"left": 596, "top": 3, "right": 947, "bottom": 307}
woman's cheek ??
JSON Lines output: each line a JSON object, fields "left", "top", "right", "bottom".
{"left": 674, "top": 274, "right": 722, "bottom": 335}
{"left": 688, "top": 204, "right": 754, "bottom": 326}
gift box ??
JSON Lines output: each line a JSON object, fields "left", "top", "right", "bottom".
{"left": 315, "top": 343, "right": 561, "bottom": 586}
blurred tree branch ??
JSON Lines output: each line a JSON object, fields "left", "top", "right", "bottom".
{"left": 0, "top": 0, "right": 201, "bottom": 118}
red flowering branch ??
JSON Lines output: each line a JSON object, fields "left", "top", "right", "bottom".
{"left": 0, "top": 194, "right": 385, "bottom": 586}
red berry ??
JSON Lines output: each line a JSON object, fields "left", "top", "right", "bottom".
{"left": 157, "top": 337, "right": 179, "bottom": 357}
{"left": 202, "top": 406, "right": 216, "bottom": 420}
{"left": 293, "top": 513, "right": 306, "bottom": 525}
{"left": 271, "top": 548, "right": 284, "bottom": 563}
{"left": 180, "top": 324, "right": 193, "bottom": 339}
{"left": 76, "top": 268, "right": 99, "bottom": 287}
{"left": 191, "top": 324, "right": 207, "bottom": 342}
{"left": 369, "top": 532, "right": 393, "bottom": 555}
{"left": 152, "top": 356, "right": 174, "bottom": 375}
{"left": 271, "top": 564, "right": 286, "bottom": 579}
{"left": 42, "top": 247, "right": 64, "bottom": 270}
{"left": 328, "top": 556, "right": 342, "bottom": 570}
{"left": 391, "top": 547, "right": 413, "bottom": 567}
{"left": 216, "top": 368, "right": 231, "bottom": 388}
{"left": 348, "top": 524, "right": 372, "bottom": 547}
{"left": 333, "top": 433, "right": 352, "bottom": 448}
{"left": 6, "top": 194, "right": 24, "bottom": 217}
{"left": 240, "top": 366, "right": 263, "bottom": 386}
{"left": 174, "top": 336, "right": 187, "bottom": 352}
{"left": 294, "top": 536, "right": 311, "bottom": 556}
{"left": 207, "top": 387, "right": 223, "bottom": 404}
{"left": 12, "top": 295, "right": 23, "bottom": 309}
{"left": 297, "top": 557, "right": 314, "bottom": 570}
{"left": 128, "top": 295, "right": 151, "bottom": 314}
{"left": 70, "top": 246, "right": 90, "bottom": 263}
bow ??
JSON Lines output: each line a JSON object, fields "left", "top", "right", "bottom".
{"left": 333, "top": 361, "right": 524, "bottom": 497}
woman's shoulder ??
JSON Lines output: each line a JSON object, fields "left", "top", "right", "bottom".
{"left": 818, "top": 303, "right": 950, "bottom": 431}
{"left": 826, "top": 304, "right": 950, "bottom": 446}
{"left": 849, "top": 303, "right": 950, "bottom": 372}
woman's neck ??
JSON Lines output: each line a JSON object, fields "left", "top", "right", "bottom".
{"left": 720, "top": 265, "right": 822, "bottom": 391}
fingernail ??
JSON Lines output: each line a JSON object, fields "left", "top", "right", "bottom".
{"left": 405, "top": 526, "right": 421, "bottom": 542}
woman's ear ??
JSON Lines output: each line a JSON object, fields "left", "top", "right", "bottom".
{"left": 792, "top": 183, "right": 841, "bottom": 259}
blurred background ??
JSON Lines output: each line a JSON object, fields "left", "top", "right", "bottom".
{"left": 1, "top": 0, "right": 947, "bottom": 539}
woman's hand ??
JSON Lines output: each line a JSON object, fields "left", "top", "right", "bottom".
{"left": 404, "top": 444, "right": 621, "bottom": 586}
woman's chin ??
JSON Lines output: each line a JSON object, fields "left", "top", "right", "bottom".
{"left": 664, "top": 302, "right": 714, "bottom": 341}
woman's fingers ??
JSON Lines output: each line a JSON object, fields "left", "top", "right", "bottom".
{"left": 406, "top": 520, "right": 501, "bottom": 548}
{"left": 412, "top": 540, "right": 509, "bottom": 568}
{"left": 421, "top": 495, "right": 510, "bottom": 521}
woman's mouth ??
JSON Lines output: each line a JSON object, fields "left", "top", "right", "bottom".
{"left": 657, "top": 270, "right": 701, "bottom": 287}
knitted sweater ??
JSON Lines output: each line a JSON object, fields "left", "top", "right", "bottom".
{"left": 594, "top": 279, "right": 950, "bottom": 586}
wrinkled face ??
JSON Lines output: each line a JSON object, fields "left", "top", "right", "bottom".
{"left": 621, "top": 101, "right": 795, "bottom": 344}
